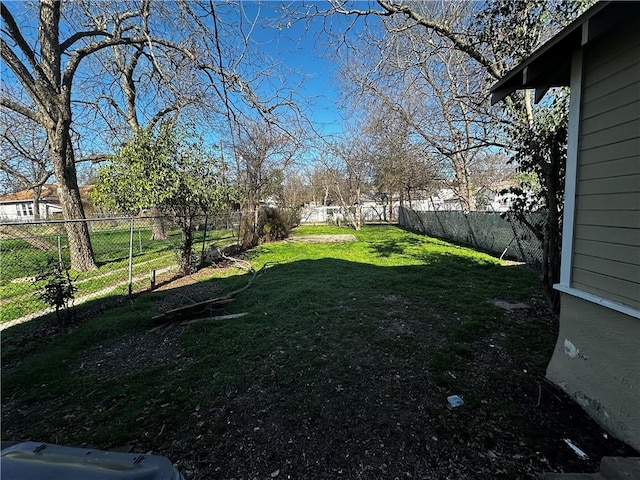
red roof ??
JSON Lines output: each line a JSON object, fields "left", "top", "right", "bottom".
{"left": 0, "top": 184, "right": 94, "bottom": 203}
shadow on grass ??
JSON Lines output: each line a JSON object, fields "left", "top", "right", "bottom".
{"left": 367, "top": 235, "right": 423, "bottom": 257}
{"left": 1, "top": 254, "right": 635, "bottom": 479}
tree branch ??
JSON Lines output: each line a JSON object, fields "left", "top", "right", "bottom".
{"left": 148, "top": 106, "right": 179, "bottom": 130}
{"left": 0, "top": 97, "right": 40, "bottom": 123}
{"left": 0, "top": 39, "right": 48, "bottom": 114}
{"left": 60, "top": 29, "right": 111, "bottom": 52}
{"left": 62, "top": 35, "right": 150, "bottom": 92}
{"left": 1, "top": 3, "right": 48, "bottom": 85}
{"left": 376, "top": 1, "right": 501, "bottom": 79}
{"left": 76, "top": 153, "right": 109, "bottom": 164}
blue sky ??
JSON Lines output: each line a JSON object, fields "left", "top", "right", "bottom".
{"left": 235, "top": 1, "right": 354, "bottom": 136}
{"left": 0, "top": 0, "right": 360, "bottom": 155}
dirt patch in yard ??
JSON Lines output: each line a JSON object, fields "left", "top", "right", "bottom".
{"left": 287, "top": 234, "right": 357, "bottom": 243}
{"left": 75, "top": 330, "right": 193, "bottom": 381}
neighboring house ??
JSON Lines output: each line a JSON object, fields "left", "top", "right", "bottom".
{"left": 300, "top": 201, "right": 399, "bottom": 224}
{"left": 0, "top": 185, "right": 63, "bottom": 222}
{"left": 426, "top": 189, "right": 464, "bottom": 211}
{"left": 0, "top": 184, "right": 95, "bottom": 222}
{"left": 409, "top": 184, "right": 518, "bottom": 212}
{"left": 475, "top": 181, "right": 520, "bottom": 212}
{"left": 299, "top": 204, "right": 344, "bottom": 224}
{"left": 491, "top": 1, "right": 639, "bottom": 450}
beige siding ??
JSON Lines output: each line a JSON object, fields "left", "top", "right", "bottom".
{"left": 581, "top": 82, "right": 640, "bottom": 120}
{"left": 571, "top": 24, "right": 640, "bottom": 311}
{"left": 573, "top": 225, "right": 640, "bottom": 247}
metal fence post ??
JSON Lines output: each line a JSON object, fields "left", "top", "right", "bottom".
{"left": 128, "top": 218, "right": 134, "bottom": 296}
{"left": 200, "top": 214, "right": 209, "bottom": 268}
{"left": 57, "top": 233, "right": 62, "bottom": 267}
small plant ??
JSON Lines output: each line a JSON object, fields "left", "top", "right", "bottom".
{"left": 34, "top": 259, "right": 78, "bottom": 322}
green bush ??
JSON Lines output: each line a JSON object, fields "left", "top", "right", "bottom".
{"left": 279, "top": 206, "right": 302, "bottom": 230}
{"left": 34, "top": 260, "right": 78, "bottom": 323}
{"left": 257, "top": 207, "right": 291, "bottom": 243}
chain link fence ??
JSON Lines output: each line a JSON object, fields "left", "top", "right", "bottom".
{"left": 0, "top": 213, "right": 241, "bottom": 328}
{"left": 399, "top": 207, "right": 545, "bottom": 266}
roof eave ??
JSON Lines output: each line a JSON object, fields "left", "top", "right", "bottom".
{"left": 490, "top": 1, "right": 619, "bottom": 105}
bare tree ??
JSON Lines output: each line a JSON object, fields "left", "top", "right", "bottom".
{"left": 363, "top": 109, "right": 438, "bottom": 218}
{"left": 234, "top": 120, "right": 300, "bottom": 246}
{"left": 306, "top": 164, "right": 338, "bottom": 207}
{"left": 334, "top": 2, "right": 504, "bottom": 213}
{"left": 312, "top": 0, "right": 591, "bottom": 311}
{"left": 324, "top": 132, "right": 374, "bottom": 230}
{"left": 2, "top": 0, "right": 310, "bottom": 269}
{"left": 0, "top": 107, "right": 52, "bottom": 217}
{"left": 0, "top": 0, "right": 162, "bottom": 269}
{"left": 281, "top": 169, "right": 313, "bottom": 211}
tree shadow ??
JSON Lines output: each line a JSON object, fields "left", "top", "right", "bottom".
{"left": 367, "top": 236, "right": 423, "bottom": 257}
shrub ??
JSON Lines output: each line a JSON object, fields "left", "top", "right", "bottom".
{"left": 34, "top": 259, "right": 78, "bottom": 322}
{"left": 279, "top": 206, "right": 302, "bottom": 230}
{"left": 257, "top": 207, "right": 291, "bottom": 243}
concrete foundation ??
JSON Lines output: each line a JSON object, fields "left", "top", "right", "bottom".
{"left": 546, "top": 294, "right": 640, "bottom": 450}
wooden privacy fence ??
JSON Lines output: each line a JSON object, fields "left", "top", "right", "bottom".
{"left": 398, "top": 207, "right": 545, "bottom": 266}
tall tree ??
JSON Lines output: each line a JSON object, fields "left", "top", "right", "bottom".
{"left": 0, "top": 0, "right": 158, "bottom": 269}
{"left": 363, "top": 106, "right": 439, "bottom": 217}
{"left": 234, "top": 120, "right": 300, "bottom": 247}
{"left": 1, "top": 0, "right": 306, "bottom": 269}
{"left": 335, "top": 1, "right": 508, "bottom": 213}
{"left": 325, "top": 131, "right": 374, "bottom": 230}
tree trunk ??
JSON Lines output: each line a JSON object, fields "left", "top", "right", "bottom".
{"left": 33, "top": 188, "right": 41, "bottom": 221}
{"left": 540, "top": 133, "right": 564, "bottom": 316}
{"left": 239, "top": 190, "right": 260, "bottom": 248}
{"left": 179, "top": 223, "right": 194, "bottom": 275}
{"left": 453, "top": 158, "right": 475, "bottom": 212}
{"left": 37, "top": 0, "right": 96, "bottom": 271}
{"left": 48, "top": 123, "right": 97, "bottom": 271}
{"left": 149, "top": 207, "right": 168, "bottom": 240}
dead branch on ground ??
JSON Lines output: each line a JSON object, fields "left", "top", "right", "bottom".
{"left": 150, "top": 258, "right": 276, "bottom": 329}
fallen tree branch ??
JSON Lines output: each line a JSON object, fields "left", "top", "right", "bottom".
{"left": 150, "top": 259, "right": 277, "bottom": 327}
{"left": 179, "top": 312, "right": 249, "bottom": 326}
{"left": 153, "top": 297, "right": 235, "bottom": 320}
{"left": 222, "top": 253, "right": 253, "bottom": 272}
{"left": 221, "top": 260, "right": 277, "bottom": 300}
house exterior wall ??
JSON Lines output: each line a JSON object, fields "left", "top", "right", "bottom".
{"left": 548, "top": 20, "right": 640, "bottom": 450}
{"left": 0, "top": 202, "right": 62, "bottom": 222}
{"left": 547, "top": 295, "right": 640, "bottom": 450}
{"left": 571, "top": 24, "right": 640, "bottom": 310}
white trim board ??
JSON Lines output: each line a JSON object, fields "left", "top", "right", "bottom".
{"left": 554, "top": 283, "right": 640, "bottom": 319}
{"left": 560, "top": 48, "right": 583, "bottom": 286}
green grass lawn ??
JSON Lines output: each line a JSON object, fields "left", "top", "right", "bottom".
{"left": 0, "top": 226, "right": 236, "bottom": 323}
{"left": 1, "top": 225, "right": 633, "bottom": 478}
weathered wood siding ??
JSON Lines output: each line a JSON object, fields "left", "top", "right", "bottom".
{"left": 572, "top": 25, "right": 640, "bottom": 310}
